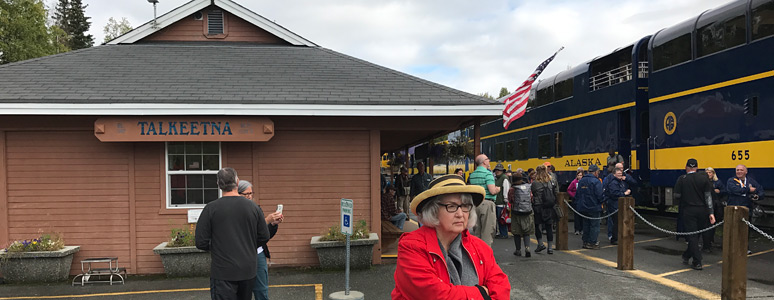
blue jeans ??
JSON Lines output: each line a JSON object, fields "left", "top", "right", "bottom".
{"left": 581, "top": 211, "right": 601, "bottom": 245}
{"left": 390, "top": 212, "right": 407, "bottom": 230}
{"left": 253, "top": 250, "right": 268, "bottom": 300}
{"left": 496, "top": 206, "right": 508, "bottom": 237}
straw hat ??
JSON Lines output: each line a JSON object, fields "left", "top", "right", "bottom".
{"left": 410, "top": 174, "right": 485, "bottom": 215}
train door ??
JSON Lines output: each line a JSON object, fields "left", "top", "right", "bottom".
{"left": 617, "top": 110, "right": 632, "bottom": 169}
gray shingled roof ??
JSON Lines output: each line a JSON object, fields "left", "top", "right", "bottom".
{"left": 0, "top": 43, "right": 495, "bottom": 106}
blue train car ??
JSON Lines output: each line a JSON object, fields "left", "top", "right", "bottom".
{"left": 475, "top": 0, "right": 774, "bottom": 219}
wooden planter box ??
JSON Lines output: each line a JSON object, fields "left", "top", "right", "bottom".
{"left": 0, "top": 246, "right": 80, "bottom": 283}
{"left": 153, "top": 242, "right": 210, "bottom": 277}
{"left": 310, "top": 233, "right": 379, "bottom": 269}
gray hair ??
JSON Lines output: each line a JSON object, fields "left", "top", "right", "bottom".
{"left": 418, "top": 193, "right": 477, "bottom": 230}
{"left": 238, "top": 180, "right": 252, "bottom": 194}
{"left": 217, "top": 168, "right": 239, "bottom": 192}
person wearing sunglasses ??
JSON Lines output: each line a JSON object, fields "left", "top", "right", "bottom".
{"left": 392, "top": 175, "right": 510, "bottom": 300}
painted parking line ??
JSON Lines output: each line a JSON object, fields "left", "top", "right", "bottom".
{"left": 566, "top": 250, "right": 720, "bottom": 300}
{"left": 0, "top": 283, "right": 323, "bottom": 300}
{"left": 657, "top": 248, "right": 774, "bottom": 277}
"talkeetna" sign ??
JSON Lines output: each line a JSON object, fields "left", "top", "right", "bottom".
{"left": 94, "top": 117, "right": 274, "bottom": 142}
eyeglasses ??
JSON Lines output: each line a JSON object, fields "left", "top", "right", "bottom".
{"left": 240, "top": 192, "right": 253, "bottom": 196}
{"left": 439, "top": 203, "right": 474, "bottom": 213}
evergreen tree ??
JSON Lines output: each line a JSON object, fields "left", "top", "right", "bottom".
{"left": 0, "top": 0, "right": 56, "bottom": 64}
{"left": 52, "top": 0, "right": 92, "bottom": 50}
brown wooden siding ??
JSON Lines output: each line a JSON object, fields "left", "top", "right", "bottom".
{"left": 143, "top": 8, "right": 289, "bottom": 44}
{"left": 254, "top": 130, "right": 372, "bottom": 266}
{"left": 5, "top": 131, "right": 132, "bottom": 275}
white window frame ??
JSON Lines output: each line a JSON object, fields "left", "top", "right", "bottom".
{"left": 165, "top": 142, "right": 222, "bottom": 209}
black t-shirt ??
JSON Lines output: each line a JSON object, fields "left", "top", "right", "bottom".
{"left": 195, "top": 196, "right": 270, "bottom": 281}
{"left": 674, "top": 171, "right": 712, "bottom": 213}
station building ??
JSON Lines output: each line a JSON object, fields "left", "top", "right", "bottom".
{"left": 0, "top": 0, "right": 500, "bottom": 274}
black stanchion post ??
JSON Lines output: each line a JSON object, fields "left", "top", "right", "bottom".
{"left": 617, "top": 197, "right": 634, "bottom": 270}
{"left": 722, "top": 206, "right": 748, "bottom": 300}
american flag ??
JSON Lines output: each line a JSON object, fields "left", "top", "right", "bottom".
{"left": 500, "top": 47, "right": 564, "bottom": 129}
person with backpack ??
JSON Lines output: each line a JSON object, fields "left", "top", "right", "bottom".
{"left": 531, "top": 165, "right": 557, "bottom": 254}
{"left": 509, "top": 173, "right": 534, "bottom": 257}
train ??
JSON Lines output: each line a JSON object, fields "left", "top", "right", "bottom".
{"left": 380, "top": 0, "right": 773, "bottom": 223}
{"left": 470, "top": 0, "right": 774, "bottom": 224}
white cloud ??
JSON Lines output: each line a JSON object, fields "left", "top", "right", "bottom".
{"left": 80, "top": 0, "right": 732, "bottom": 95}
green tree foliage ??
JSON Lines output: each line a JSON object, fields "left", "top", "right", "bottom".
{"left": 102, "top": 17, "right": 132, "bottom": 43}
{"left": 49, "top": 24, "right": 70, "bottom": 54}
{"left": 0, "top": 0, "right": 56, "bottom": 64}
{"left": 479, "top": 92, "right": 494, "bottom": 100}
{"left": 498, "top": 87, "right": 510, "bottom": 98}
{"left": 53, "top": 0, "right": 92, "bottom": 50}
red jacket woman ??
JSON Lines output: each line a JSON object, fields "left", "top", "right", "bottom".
{"left": 392, "top": 174, "right": 510, "bottom": 299}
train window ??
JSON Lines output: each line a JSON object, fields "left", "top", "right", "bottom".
{"left": 653, "top": 33, "right": 691, "bottom": 71}
{"left": 696, "top": 5, "right": 746, "bottom": 58}
{"left": 538, "top": 134, "right": 551, "bottom": 158}
{"left": 535, "top": 85, "right": 554, "bottom": 107}
{"left": 554, "top": 132, "right": 563, "bottom": 158}
{"left": 752, "top": 0, "right": 774, "bottom": 41}
{"left": 527, "top": 88, "right": 537, "bottom": 109}
{"left": 505, "top": 141, "right": 516, "bottom": 161}
{"left": 494, "top": 142, "right": 505, "bottom": 161}
{"left": 554, "top": 78, "right": 573, "bottom": 100}
{"left": 517, "top": 138, "right": 529, "bottom": 160}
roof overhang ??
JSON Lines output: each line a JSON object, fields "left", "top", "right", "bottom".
{"left": 0, "top": 103, "right": 503, "bottom": 117}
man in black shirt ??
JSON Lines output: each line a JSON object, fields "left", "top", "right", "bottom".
{"left": 673, "top": 158, "right": 715, "bottom": 270}
{"left": 196, "top": 168, "right": 270, "bottom": 300}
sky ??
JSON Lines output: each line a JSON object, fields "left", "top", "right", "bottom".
{"left": 72, "top": 0, "right": 732, "bottom": 97}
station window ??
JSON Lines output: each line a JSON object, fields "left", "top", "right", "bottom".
{"left": 697, "top": 12, "right": 746, "bottom": 57}
{"left": 167, "top": 142, "right": 221, "bottom": 207}
{"left": 517, "top": 138, "right": 529, "bottom": 160}
{"left": 554, "top": 132, "right": 563, "bottom": 158}
{"left": 752, "top": 0, "right": 774, "bottom": 41}
{"left": 653, "top": 33, "right": 691, "bottom": 71}
{"left": 538, "top": 134, "right": 551, "bottom": 158}
{"left": 494, "top": 142, "right": 505, "bottom": 161}
{"left": 505, "top": 140, "right": 516, "bottom": 161}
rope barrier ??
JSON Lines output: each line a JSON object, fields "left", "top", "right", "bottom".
{"left": 741, "top": 218, "right": 774, "bottom": 243}
{"left": 628, "top": 206, "right": 723, "bottom": 236}
{"left": 563, "top": 200, "right": 618, "bottom": 220}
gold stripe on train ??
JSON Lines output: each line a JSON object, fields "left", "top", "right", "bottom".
{"left": 649, "top": 140, "right": 774, "bottom": 170}
{"left": 649, "top": 70, "right": 774, "bottom": 104}
{"left": 482, "top": 102, "right": 635, "bottom": 140}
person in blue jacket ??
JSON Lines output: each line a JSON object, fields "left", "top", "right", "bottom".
{"left": 602, "top": 162, "right": 636, "bottom": 242}
{"left": 576, "top": 164, "right": 604, "bottom": 249}
{"left": 726, "top": 164, "right": 764, "bottom": 255}
{"left": 603, "top": 168, "right": 631, "bottom": 245}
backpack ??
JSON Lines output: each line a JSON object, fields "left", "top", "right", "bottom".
{"left": 539, "top": 182, "right": 556, "bottom": 208}
{"left": 510, "top": 185, "right": 532, "bottom": 214}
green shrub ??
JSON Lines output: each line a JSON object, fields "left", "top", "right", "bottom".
{"left": 318, "top": 220, "right": 370, "bottom": 241}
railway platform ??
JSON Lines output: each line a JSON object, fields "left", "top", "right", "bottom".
{"left": 1, "top": 216, "right": 772, "bottom": 299}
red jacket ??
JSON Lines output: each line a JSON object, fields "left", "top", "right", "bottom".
{"left": 391, "top": 226, "right": 510, "bottom": 299}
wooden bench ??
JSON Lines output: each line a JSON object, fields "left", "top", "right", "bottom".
{"left": 381, "top": 221, "right": 404, "bottom": 250}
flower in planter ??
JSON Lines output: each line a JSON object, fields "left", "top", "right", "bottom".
{"left": 3, "top": 233, "right": 65, "bottom": 253}
{"left": 318, "top": 220, "right": 371, "bottom": 241}
{"left": 167, "top": 224, "right": 197, "bottom": 247}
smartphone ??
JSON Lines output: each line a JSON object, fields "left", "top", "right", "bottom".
{"left": 276, "top": 204, "right": 283, "bottom": 214}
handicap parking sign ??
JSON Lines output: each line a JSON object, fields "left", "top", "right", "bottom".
{"left": 341, "top": 198, "right": 353, "bottom": 235}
